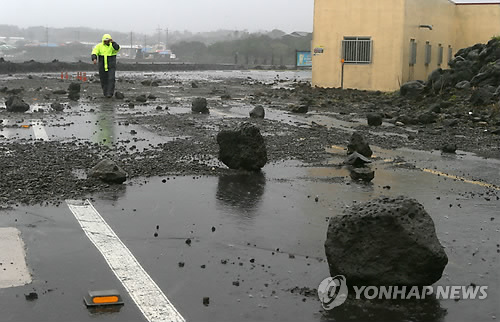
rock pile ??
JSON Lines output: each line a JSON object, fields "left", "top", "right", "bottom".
{"left": 345, "top": 132, "right": 375, "bottom": 182}
{"left": 401, "top": 38, "right": 500, "bottom": 106}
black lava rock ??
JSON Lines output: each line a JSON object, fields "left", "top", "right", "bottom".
{"left": 136, "top": 95, "right": 147, "bottom": 103}
{"left": 192, "top": 98, "right": 209, "bottom": 114}
{"left": 88, "top": 159, "right": 128, "bottom": 184}
{"left": 216, "top": 122, "right": 268, "bottom": 171}
{"left": 5, "top": 96, "right": 30, "bottom": 113}
{"left": 325, "top": 196, "right": 448, "bottom": 286}
{"left": 367, "top": 113, "right": 383, "bottom": 126}
{"left": 347, "top": 132, "right": 373, "bottom": 158}
{"left": 249, "top": 105, "right": 265, "bottom": 119}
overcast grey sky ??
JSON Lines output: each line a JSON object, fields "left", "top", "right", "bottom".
{"left": 0, "top": 0, "right": 314, "bottom": 33}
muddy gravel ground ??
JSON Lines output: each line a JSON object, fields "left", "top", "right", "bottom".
{"left": 0, "top": 70, "right": 498, "bottom": 207}
{"left": 0, "top": 70, "right": 499, "bottom": 322}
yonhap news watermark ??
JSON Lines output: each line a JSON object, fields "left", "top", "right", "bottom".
{"left": 318, "top": 275, "right": 488, "bottom": 310}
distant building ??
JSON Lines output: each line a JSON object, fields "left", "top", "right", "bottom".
{"left": 312, "top": 0, "right": 500, "bottom": 91}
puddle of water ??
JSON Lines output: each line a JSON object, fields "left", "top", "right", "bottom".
{"left": 87, "top": 158, "right": 498, "bottom": 322}
{"left": 119, "top": 70, "right": 311, "bottom": 84}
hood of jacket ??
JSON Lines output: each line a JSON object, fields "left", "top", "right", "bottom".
{"left": 102, "top": 34, "right": 112, "bottom": 44}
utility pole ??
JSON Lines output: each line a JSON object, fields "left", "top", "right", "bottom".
{"left": 165, "top": 28, "right": 169, "bottom": 49}
{"left": 130, "top": 32, "right": 133, "bottom": 58}
{"left": 156, "top": 26, "right": 162, "bottom": 48}
{"left": 45, "top": 26, "right": 49, "bottom": 61}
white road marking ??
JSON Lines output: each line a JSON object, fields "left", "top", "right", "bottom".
{"left": 31, "top": 121, "right": 49, "bottom": 141}
{"left": 66, "top": 199, "right": 185, "bottom": 322}
{"left": 0, "top": 227, "right": 32, "bottom": 288}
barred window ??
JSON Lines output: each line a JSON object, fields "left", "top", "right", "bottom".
{"left": 425, "top": 41, "right": 432, "bottom": 65}
{"left": 448, "top": 46, "right": 453, "bottom": 64}
{"left": 437, "top": 44, "right": 443, "bottom": 66}
{"left": 409, "top": 39, "right": 417, "bottom": 66}
{"left": 341, "top": 37, "right": 372, "bottom": 64}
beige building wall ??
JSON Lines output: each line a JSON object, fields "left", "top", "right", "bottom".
{"left": 312, "top": 0, "right": 500, "bottom": 92}
{"left": 455, "top": 4, "right": 500, "bottom": 51}
{"left": 312, "top": 0, "right": 406, "bottom": 91}
{"left": 401, "top": 0, "right": 456, "bottom": 84}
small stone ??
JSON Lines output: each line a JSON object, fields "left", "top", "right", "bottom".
{"left": 344, "top": 151, "right": 372, "bottom": 167}
{"left": 88, "top": 159, "right": 128, "bottom": 184}
{"left": 50, "top": 102, "right": 64, "bottom": 112}
{"left": 249, "top": 105, "right": 265, "bottom": 119}
{"left": 25, "top": 292, "right": 38, "bottom": 301}
{"left": 367, "top": 113, "right": 383, "bottom": 126}
{"left": 192, "top": 98, "right": 209, "bottom": 114}
{"left": 203, "top": 297, "right": 210, "bottom": 306}
{"left": 136, "top": 94, "right": 147, "bottom": 103}
{"left": 441, "top": 144, "right": 457, "bottom": 154}
{"left": 290, "top": 105, "right": 308, "bottom": 113}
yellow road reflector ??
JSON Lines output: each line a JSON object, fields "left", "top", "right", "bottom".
{"left": 21, "top": 125, "right": 31, "bottom": 128}
{"left": 84, "top": 290, "right": 123, "bottom": 307}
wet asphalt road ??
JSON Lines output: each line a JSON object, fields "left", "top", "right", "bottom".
{"left": 0, "top": 71, "right": 499, "bottom": 322}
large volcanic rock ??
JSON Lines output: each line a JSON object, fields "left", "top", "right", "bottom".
{"left": 216, "top": 122, "right": 267, "bottom": 171}
{"left": 325, "top": 196, "right": 448, "bottom": 286}
{"left": 5, "top": 96, "right": 30, "bottom": 113}
{"left": 88, "top": 159, "right": 128, "bottom": 184}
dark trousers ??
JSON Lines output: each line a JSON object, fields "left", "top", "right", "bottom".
{"left": 99, "top": 68, "right": 116, "bottom": 97}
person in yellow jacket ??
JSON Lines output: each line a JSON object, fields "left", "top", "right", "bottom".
{"left": 91, "top": 34, "right": 120, "bottom": 98}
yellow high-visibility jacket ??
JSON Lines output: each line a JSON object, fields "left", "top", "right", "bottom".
{"left": 91, "top": 34, "right": 120, "bottom": 71}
